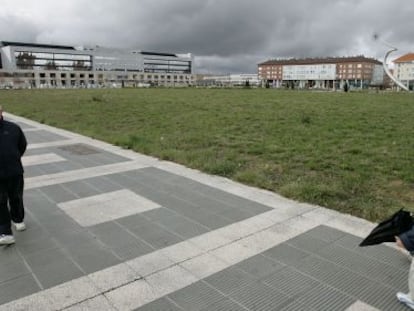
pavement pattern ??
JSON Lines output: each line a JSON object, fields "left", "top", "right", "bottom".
{"left": 0, "top": 112, "right": 412, "bottom": 311}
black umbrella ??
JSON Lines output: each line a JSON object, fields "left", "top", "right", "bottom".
{"left": 359, "top": 209, "right": 414, "bottom": 247}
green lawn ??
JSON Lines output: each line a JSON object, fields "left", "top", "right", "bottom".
{"left": 2, "top": 88, "right": 414, "bottom": 222}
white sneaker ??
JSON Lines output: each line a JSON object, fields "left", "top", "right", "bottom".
{"left": 397, "top": 292, "right": 414, "bottom": 310}
{"left": 13, "top": 222, "right": 26, "bottom": 231}
{"left": 0, "top": 234, "right": 15, "bottom": 245}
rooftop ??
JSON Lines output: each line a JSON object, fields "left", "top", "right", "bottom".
{"left": 0, "top": 41, "right": 75, "bottom": 50}
{"left": 259, "top": 56, "right": 382, "bottom": 66}
{"left": 393, "top": 53, "right": 414, "bottom": 63}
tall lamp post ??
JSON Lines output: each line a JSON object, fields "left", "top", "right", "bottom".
{"left": 374, "top": 34, "right": 409, "bottom": 91}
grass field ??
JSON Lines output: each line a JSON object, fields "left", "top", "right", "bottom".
{"left": 2, "top": 88, "right": 413, "bottom": 222}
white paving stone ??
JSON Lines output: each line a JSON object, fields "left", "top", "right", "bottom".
{"left": 27, "top": 139, "right": 80, "bottom": 150}
{"left": 213, "top": 221, "right": 259, "bottom": 241}
{"left": 0, "top": 294, "right": 53, "bottom": 311}
{"left": 180, "top": 253, "right": 229, "bottom": 279}
{"left": 88, "top": 263, "right": 141, "bottom": 293}
{"left": 62, "top": 295, "right": 116, "bottom": 311}
{"left": 239, "top": 211, "right": 277, "bottom": 229}
{"left": 42, "top": 277, "right": 100, "bottom": 311}
{"left": 302, "top": 205, "right": 376, "bottom": 238}
{"left": 22, "top": 153, "right": 66, "bottom": 166}
{"left": 127, "top": 251, "right": 176, "bottom": 278}
{"left": 187, "top": 230, "right": 233, "bottom": 252}
{"left": 160, "top": 241, "right": 203, "bottom": 263}
{"left": 25, "top": 160, "right": 149, "bottom": 189}
{"left": 104, "top": 279, "right": 158, "bottom": 311}
{"left": 58, "top": 189, "right": 161, "bottom": 227}
{"left": 144, "top": 265, "right": 198, "bottom": 297}
{"left": 208, "top": 240, "right": 258, "bottom": 265}
{"left": 238, "top": 228, "right": 288, "bottom": 253}
{"left": 20, "top": 127, "right": 41, "bottom": 132}
{"left": 345, "top": 301, "right": 380, "bottom": 311}
{"left": 325, "top": 212, "right": 376, "bottom": 238}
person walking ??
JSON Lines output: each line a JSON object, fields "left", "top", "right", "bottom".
{"left": 396, "top": 230, "right": 414, "bottom": 310}
{"left": 0, "top": 104, "right": 27, "bottom": 245}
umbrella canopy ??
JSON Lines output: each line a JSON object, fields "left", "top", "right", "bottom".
{"left": 359, "top": 209, "right": 414, "bottom": 247}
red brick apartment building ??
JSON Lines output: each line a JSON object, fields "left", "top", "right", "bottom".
{"left": 258, "top": 56, "right": 384, "bottom": 90}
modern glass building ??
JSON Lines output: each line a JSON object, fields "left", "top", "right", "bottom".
{"left": 0, "top": 41, "right": 194, "bottom": 88}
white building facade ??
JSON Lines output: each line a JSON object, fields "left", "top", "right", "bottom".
{"left": 201, "top": 74, "right": 260, "bottom": 87}
{"left": 0, "top": 41, "right": 195, "bottom": 88}
{"left": 283, "top": 64, "right": 336, "bottom": 89}
{"left": 393, "top": 53, "right": 414, "bottom": 90}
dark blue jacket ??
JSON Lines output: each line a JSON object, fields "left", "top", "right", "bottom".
{"left": 0, "top": 117, "right": 27, "bottom": 179}
{"left": 400, "top": 226, "right": 414, "bottom": 253}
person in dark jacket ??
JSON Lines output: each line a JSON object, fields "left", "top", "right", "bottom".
{"left": 0, "top": 105, "right": 27, "bottom": 245}
{"left": 396, "top": 228, "right": 414, "bottom": 309}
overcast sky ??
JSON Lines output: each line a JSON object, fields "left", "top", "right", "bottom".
{"left": 0, "top": 0, "right": 413, "bottom": 74}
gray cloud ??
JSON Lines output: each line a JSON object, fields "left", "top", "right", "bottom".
{"left": 0, "top": 15, "right": 39, "bottom": 43}
{"left": 1, "top": 0, "right": 413, "bottom": 73}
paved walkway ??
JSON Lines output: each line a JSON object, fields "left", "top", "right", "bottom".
{"left": 0, "top": 112, "right": 412, "bottom": 311}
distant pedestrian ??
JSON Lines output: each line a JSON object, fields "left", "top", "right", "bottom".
{"left": 396, "top": 230, "right": 414, "bottom": 310}
{"left": 343, "top": 82, "right": 349, "bottom": 92}
{"left": 0, "top": 105, "right": 27, "bottom": 245}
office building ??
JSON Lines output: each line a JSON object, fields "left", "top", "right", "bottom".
{"left": 0, "top": 41, "right": 194, "bottom": 88}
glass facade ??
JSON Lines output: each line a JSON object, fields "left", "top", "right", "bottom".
{"left": 15, "top": 51, "right": 92, "bottom": 71}
{"left": 143, "top": 58, "right": 191, "bottom": 73}
{"left": 0, "top": 42, "right": 194, "bottom": 89}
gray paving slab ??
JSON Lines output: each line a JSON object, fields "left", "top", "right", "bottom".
{"left": 0, "top": 113, "right": 412, "bottom": 311}
{"left": 25, "top": 129, "right": 69, "bottom": 144}
{"left": 167, "top": 281, "right": 226, "bottom": 311}
{"left": 133, "top": 297, "right": 184, "bottom": 311}
{"left": 0, "top": 275, "right": 41, "bottom": 305}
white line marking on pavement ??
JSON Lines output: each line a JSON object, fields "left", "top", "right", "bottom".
{"left": 58, "top": 189, "right": 161, "bottom": 227}
{"left": 27, "top": 139, "right": 80, "bottom": 150}
{"left": 23, "top": 153, "right": 66, "bottom": 167}
{"left": 25, "top": 160, "right": 149, "bottom": 189}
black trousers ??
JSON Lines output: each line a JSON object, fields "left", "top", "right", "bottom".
{"left": 0, "top": 175, "right": 25, "bottom": 235}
